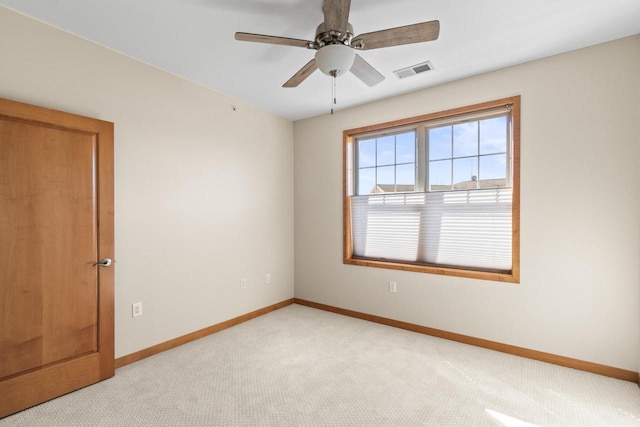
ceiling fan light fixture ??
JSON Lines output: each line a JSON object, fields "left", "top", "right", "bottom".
{"left": 315, "top": 44, "right": 355, "bottom": 77}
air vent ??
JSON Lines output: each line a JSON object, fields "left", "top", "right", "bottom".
{"left": 393, "top": 61, "right": 434, "bottom": 79}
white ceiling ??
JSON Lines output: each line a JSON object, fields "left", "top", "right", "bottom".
{"left": 2, "top": 0, "right": 640, "bottom": 121}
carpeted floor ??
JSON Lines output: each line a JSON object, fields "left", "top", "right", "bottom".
{"left": 2, "top": 304, "right": 639, "bottom": 426}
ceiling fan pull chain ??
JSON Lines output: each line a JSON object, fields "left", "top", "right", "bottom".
{"left": 331, "top": 75, "right": 338, "bottom": 115}
{"left": 331, "top": 75, "right": 336, "bottom": 115}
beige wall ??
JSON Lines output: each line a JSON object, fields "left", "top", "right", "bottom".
{"left": 294, "top": 36, "right": 640, "bottom": 371}
{"left": 0, "top": 6, "right": 295, "bottom": 358}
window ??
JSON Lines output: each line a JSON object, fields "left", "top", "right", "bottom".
{"left": 344, "top": 97, "right": 520, "bottom": 282}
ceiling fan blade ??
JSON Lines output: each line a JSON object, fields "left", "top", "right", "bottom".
{"left": 352, "top": 20, "right": 440, "bottom": 50}
{"left": 322, "top": 0, "right": 351, "bottom": 35}
{"left": 350, "top": 54, "right": 384, "bottom": 87}
{"left": 235, "top": 32, "right": 311, "bottom": 49}
{"left": 283, "top": 59, "right": 318, "bottom": 87}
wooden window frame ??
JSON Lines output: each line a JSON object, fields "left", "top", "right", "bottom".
{"left": 343, "top": 96, "right": 521, "bottom": 283}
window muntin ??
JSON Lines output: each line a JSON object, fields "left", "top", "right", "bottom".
{"left": 356, "top": 130, "right": 416, "bottom": 194}
{"left": 356, "top": 113, "right": 511, "bottom": 195}
{"left": 428, "top": 113, "right": 510, "bottom": 191}
{"left": 344, "top": 97, "right": 520, "bottom": 283}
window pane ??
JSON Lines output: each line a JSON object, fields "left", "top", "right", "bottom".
{"left": 428, "top": 126, "right": 451, "bottom": 160}
{"left": 453, "top": 122, "right": 478, "bottom": 158}
{"left": 480, "top": 116, "right": 507, "bottom": 155}
{"left": 396, "top": 131, "right": 415, "bottom": 164}
{"left": 453, "top": 157, "right": 478, "bottom": 190}
{"left": 358, "top": 168, "right": 376, "bottom": 195}
{"left": 396, "top": 163, "right": 415, "bottom": 191}
{"left": 377, "top": 166, "right": 395, "bottom": 192}
{"left": 479, "top": 154, "right": 507, "bottom": 188}
{"left": 358, "top": 138, "right": 376, "bottom": 168}
{"left": 376, "top": 136, "right": 395, "bottom": 166}
{"left": 429, "top": 160, "right": 451, "bottom": 191}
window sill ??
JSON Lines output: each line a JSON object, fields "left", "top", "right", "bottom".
{"left": 344, "top": 256, "right": 520, "bottom": 283}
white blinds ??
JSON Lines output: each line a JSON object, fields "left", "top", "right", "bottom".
{"left": 350, "top": 188, "right": 512, "bottom": 271}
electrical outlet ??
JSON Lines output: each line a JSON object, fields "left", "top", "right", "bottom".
{"left": 265, "top": 273, "right": 271, "bottom": 284}
{"left": 389, "top": 281, "right": 397, "bottom": 293}
{"left": 241, "top": 278, "right": 247, "bottom": 289}
{"left": 132, "top": 302, "right": 143, "bottom": 317}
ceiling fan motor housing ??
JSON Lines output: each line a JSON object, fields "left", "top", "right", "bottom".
{"left": 314, "top": 22, "right": 354, "bottom": 47}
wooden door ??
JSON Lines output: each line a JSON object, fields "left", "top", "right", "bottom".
{"left": 0, "top": 98, "right": 114, "bottom": 418}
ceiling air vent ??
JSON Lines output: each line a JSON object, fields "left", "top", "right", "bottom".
{"left": 393, "top": 61, "right": 434, "bottom": 79}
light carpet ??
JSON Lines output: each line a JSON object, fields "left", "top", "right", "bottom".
{"left": 2, "top": 304, "right": 639, "bottom": 426}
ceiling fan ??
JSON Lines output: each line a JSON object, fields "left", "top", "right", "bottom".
{"left": 235, "top": 0, "right": 440, "bottom": 88}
